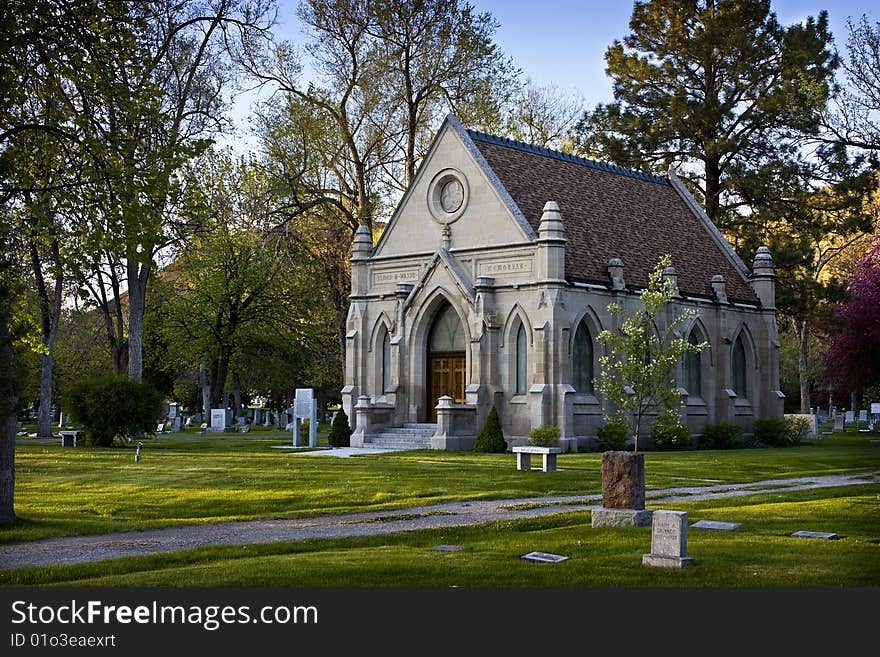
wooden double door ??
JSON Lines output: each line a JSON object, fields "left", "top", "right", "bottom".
{"left": 427, "top": 352, "right": 466, "bottom": 422}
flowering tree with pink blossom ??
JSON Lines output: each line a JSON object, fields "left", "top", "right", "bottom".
{"left": 823, "top": 237, "right": 880, "bottom": 401}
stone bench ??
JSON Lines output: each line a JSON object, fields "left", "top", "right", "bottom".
{"left": 512, "top": 446, "right": 562, "bottom": 472}
{"left": 59, "top": 430, "right": 82, "bottom": 447}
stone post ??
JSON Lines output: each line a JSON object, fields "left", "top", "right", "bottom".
{"left": 351, "top": 395, "right": 371, "bottom": 448}
{"left": 431, "top": 396, "right": 454, "bottom": 450}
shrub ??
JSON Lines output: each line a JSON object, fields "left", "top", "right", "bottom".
{"left": 784, "top": 416, "right": 812, "bottom": 446}
{"left": 651, "top": 420, "right": 691, "bottom": 451}
{"left": 752, "top": 417, "right": 788, "bottom": 446}
{"left": 67, "top": 375, "right": 164, "bottom": 447}
{"left": 699, "top": 421, "right": 742, "bottom": 449}
{"left": 327, "top": 409, "right": 352, "bottom": 447}
{"left": 596, "top": 417, "right": 629, "bottom": 451}
{"left": 528, "top": 425, "right": 560, "bottom": 448}
{"left": 753, "top": 416, "right": 810, "bottom": 447}
{"left": 473, "top": 406, "right": 507, "bottom": 453}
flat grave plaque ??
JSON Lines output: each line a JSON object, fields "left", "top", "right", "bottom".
{"left": 791, "top": 530, "right": 838, "bottom": 540}
{"left": 432, "top": 545, "right": 462, "bottom": 552}
{"left": 691, "top": 520, "right": 741, "bottom": 531}
{"left": 520, "top": 551, "right": 569, "bottom": 563}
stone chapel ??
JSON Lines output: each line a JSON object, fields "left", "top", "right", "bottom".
{"left": 342, "top": 115, "right": 783, "bottom": 451}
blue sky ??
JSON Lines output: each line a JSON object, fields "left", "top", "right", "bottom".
{"left": 466, "top": 1, "right": 876, "bottom": 106}
{"left": 230, "top": 1, "right": 876, "bottom": 142}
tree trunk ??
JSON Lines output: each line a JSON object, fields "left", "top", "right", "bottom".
{"left": 200, "top": 363, "right": 211, "bottom": 416}
{"left": 31, "top": 237, "right": 63, "bottom": 438}
{"left": 37, "top": 353, "right": 55, "bottom": 437}
{"left": 127, "top": 258, "right": 150, "bottom": 382}
{"left": 210, "top": 356, "right": 229, "bottom": 410}
{"left": 232, "top": 372, "right": 242, "bottom": 418}
{"left": 0, "top": 309, "right": 18, "bottom": 523}
{"left": 797, "top": 320, "right": 811, "bottom": 414}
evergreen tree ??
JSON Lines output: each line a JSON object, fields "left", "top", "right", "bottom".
{"left": 573, "top": 0, "right": 837, "bottom": 228}
{"left": 328, "top": 408, "right": 352, "bottom": 448}
{"left": 473, "top": 405, "right": 506, "bottom": 453}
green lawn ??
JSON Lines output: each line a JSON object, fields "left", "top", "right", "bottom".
{"left": 1, "top": 430, "right": 878, "bottom": 587}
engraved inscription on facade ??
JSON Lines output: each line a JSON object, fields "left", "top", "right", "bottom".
{"left": 372, "top": 269, "right": 419, "bottom": 286}
{"left": 478, "top": 259, "right": 532, "bottom": 276}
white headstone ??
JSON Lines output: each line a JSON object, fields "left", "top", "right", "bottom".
{"left": 210, "top": 408, "right": 227, "bottom": 432}
{"left": 845, "top": 411, "right": 855, "bottom": 423}
{"left": 871, "top": 403, "right": 880, "bottom": 415}
{"left": 295, "top": 388, "right": 314, "bottom": 419}
{"left": 168, "top": 403, "right": 178, "bottom": 419}
{"left": 858, "top": 409, "right": 868, "bottom": 422}
{"left": 642, "top": 510, "right": 694, "bottom": 568}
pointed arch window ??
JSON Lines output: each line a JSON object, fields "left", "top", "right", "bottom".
{"left": 515, "top": 322, "right": 527, "bottom": 395}
{"left": 732, "top": 334, "right": 748, "bottom": 398}
{"left": 684, "top": 332, "right": 702, "bottom": 396}
{"left": 381, "top": 327, "right": 391, "bottom": 392}
{"left": 572, "top": 321, "right": 594, "bottom": 394}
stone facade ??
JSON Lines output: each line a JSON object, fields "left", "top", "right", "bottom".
{"left": 342, "top": 116, "right": 784, "bottom": 451}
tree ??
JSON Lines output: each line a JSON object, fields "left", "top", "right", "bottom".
{"left": 821, "top": 14, "right": 880, "bottom": 155}
{"left": 473, "top": 405, "right": 506, "bottom": 453}
{"left": 735, "top": 168, "right": 877, "bottom": 412}
{"left": 823, "top": 237, "right": 880, "bottom": 404}
{"left": 596, "top": 255, "right": 707, "bottom": 452}
{"left": 367, "top": 0, "right": 519, "bottom": 187}
{"left": 328, "top": 408, "right": 352, "bottom": 447}
{"left": 572, "top": 0, "right": 837, "bottom": 228}
{"left": 71, "top": 0, "right": 275, "bottom": 383}
{"left": 501, "top": 79, "right": 584, "bottom": 151}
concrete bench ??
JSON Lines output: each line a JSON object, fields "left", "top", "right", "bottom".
{"left": 512, "top": 446, "right": 562, "bottom": 472}
{"left": 59, "top": 430, "right": 82, "bottom": 447}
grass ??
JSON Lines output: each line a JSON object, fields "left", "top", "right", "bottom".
{"left": 1, "top": 430, "right": 878, "bottom": 587}
{"left": 3, "top": 430, "right": 878, "bottom": 545}
{"left": 1, "top": 485, "right": 877, "bottom": 587}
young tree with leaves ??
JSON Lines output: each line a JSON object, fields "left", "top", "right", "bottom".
{"left": 596, "top": 256, "right": 707, "bottom": 452}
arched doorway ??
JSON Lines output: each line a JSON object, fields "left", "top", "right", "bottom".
{"left": 426, "top": 302, "right": 466, "bottom": 421}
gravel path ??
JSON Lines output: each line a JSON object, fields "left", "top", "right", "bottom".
{"left": 1, "top": 471, "right": 877, "bottom": 571}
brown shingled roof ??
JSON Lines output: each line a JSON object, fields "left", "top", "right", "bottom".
{"left": 467, "top": 131, "right": 758, "bottom": 304}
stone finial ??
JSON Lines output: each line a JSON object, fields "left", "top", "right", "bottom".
{"left": 663, "top": 265, "right": 679, "bottom": 296}
{"left": 710, "top": 274, "right": 727, "bottom": 304}
{"left": 750, "top": 245, "right": 776, "bottom": 310}
{"left": 752, "top": 245, "right": 774, "bottom": 273}
{"left": 351, "top": 223, "right": 373, "bottom": 260}
{"left": 538, "top": 200, "right": 565, "bottom": 239}
{"left": 608, "top": 257, "right": 625, "bottom": 291}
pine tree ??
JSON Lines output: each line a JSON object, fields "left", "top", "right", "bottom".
{"left": 473, "top": 405, "right": 507, "bottom": 453}
{"left": 328, "top": 408, "right": 352, "bottom": 448}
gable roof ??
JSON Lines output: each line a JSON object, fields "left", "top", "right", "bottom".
{"left": 463, "top": 127, "right": 757, "bottom": 304}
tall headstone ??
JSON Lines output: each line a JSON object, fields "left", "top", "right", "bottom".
{"left": 168, "top": 403, "right": 178, "bottom": 419}
{"left": 642, "top": 510, "right": 694, "bottom": 568}
{"left": 210, "top": 408, "right": 228, "bottom": 433}
{"left": 292, "top": 388, "right": 317, "bottom": 447}
{"left": 592, "top": 451, "right": 653, "bottom": 527}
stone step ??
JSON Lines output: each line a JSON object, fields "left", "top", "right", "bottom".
{"left": 402, "top": 423, "right": 437, "bottom": 430}
{"left": 380, "top": 427, "right": 436, "bottom": 436}
{"left": 370, "top": 432, "right": 433, "bottom": 449}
